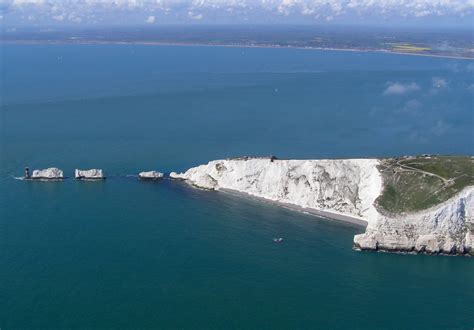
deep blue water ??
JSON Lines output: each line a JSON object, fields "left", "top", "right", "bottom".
{"left": 1, "top": 44, "right": 473, "bottom": 329}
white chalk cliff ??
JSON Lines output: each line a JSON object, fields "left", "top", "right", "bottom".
{"left": 30, "top": 167, "right": 64, "bottom": 179}
{"left": 172, "top": 158, "right": 473, "bottom": 256}
{"left": 354, "top": 188, "right": 473, "bottom": 255}
{"left": 75, "top": 169, "right": 105, "bottom": 180}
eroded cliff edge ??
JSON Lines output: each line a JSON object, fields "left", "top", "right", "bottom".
{"left": 171, "top": 157, "right": 473, "bottom": 256}
{"left": 354, "top": 187, "right": 473, "bottom": 255}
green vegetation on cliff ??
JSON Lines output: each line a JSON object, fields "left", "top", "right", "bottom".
{"left": 376, "top": 156, "right": 473, "bottom": 214}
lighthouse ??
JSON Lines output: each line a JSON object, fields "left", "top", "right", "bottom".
{"left": 24, "top": 167, "right": 30, "bottom": 179}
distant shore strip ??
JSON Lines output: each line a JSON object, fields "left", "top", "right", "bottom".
{"left": 3, "top": 40, "right": 473, "bottom": 61}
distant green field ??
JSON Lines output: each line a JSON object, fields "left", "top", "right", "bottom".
{"left": 390, "top": 43, "right": 431, "bottom": 53}
{"left": 376, "top": 156, "right": 474, "bottom": 214}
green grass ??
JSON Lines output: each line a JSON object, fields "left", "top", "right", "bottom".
{"left": 376, "top": 156, "right": 474, "bottom": 214}
{"left": 388, "top": 43, "right": 431, "bottom": 53}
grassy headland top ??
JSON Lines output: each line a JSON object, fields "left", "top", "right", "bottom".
{"left": 377, "top": 155, "right": 473, "bottom": 214}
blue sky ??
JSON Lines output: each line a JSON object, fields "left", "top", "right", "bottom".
{"left": 1, "top": 0, "right": 474, "bottom": 27}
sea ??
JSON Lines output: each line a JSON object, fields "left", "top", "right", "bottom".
{"left": 1, "top": 44, "right": 473, "bottom": 329}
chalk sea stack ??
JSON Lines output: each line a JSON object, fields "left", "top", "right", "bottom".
{"left": 75, "top": 169, "right": 105, "bottom": 180}
{"left": 29, "top": 168, "right": 64, "bottom": 180}
{"left": 138, "top": 171, "right": 164, "bottom": 180}
{"left": 169, "top": 172, "right": 184, "bottom": 180}
{"left": 25, "top": 167, "right": 64, "bottom": 181}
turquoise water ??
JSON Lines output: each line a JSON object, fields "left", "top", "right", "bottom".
{"left": 1, "top": 44, "right": 473, "bottom": 329}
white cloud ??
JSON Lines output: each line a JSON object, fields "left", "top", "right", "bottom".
{"left": 145, "top": 15, "right": 156, "bottom": 23}
{"left": 396, "top": 99, "right": 422, "bottom": 115}
{"left": 277, "top": 0, "right": 296, "bottom": 15}
{"left": 52, "top": 14, "right": 64, "bottom": 21}
{"left": 67, "top": 12, "right": 82, "bottom": 23}
{"left": 301, "top": 6, "right": 315, "bottom": 15}
{"left": 384, "top": 82, "right": 421, "bottom": 95}
{"left": 432, "top": 77, "right": 448, "bottom": 89}
{"left": 12, "top": 0, "right": 46, "bottom": 5}
{"left": 188, "top": 11, "right": 203, "bottom": 20}
{"left": 408, "top": 130, "right": 428, "bottom": 144}
{"left": 5, "top": 0, "right": 474, "bottom": 24}
{"left": 431, "top": 120, "right": 451, "bottom": 136}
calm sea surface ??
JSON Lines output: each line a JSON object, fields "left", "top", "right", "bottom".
{"left": 1, "top": 44, "right": 473, "bottom": 329}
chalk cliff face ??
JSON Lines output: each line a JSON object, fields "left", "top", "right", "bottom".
{"left": 172, "top": 158, "right": 473, "bottom": 256}
{"left": 31, "top": 168, "right": 64, "bottom": 179}
{"left": 75, "top": 169, "right": 104, "bottom": 180}
{"left": 354, "top": 188, "right": 473, "bottom": 255}
{"left": 171, "top": 158, "right": 382, "bottom": 221}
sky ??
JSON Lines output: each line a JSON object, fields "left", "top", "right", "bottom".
{"left": 1, "top": 0, "right": 474, "bottom": 28}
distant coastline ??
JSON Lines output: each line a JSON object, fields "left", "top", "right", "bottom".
{"left": 3, "top": 39, "right": 473, "bottom": 60}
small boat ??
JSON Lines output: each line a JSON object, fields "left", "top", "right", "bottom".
{"left": 273, "top": 238, "right": 283, "bottom": 243}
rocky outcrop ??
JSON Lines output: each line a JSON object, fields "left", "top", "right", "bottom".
{"left": 138, "top": 171, "right": 164, "bottom": 180}
{"left": 354, "top": 187, "right": 473, "bottom": 255}
{"left": 172, "top": 157, "right": 473, "bottom": 256}
{"left": 30, "top": 167, "right": 64, "bottom": 180}
{"left": 75, "top": 169, "right": 105, "bottom": 180}
{"left": 170, "top": 172, "right": 185, "bottom": 180}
